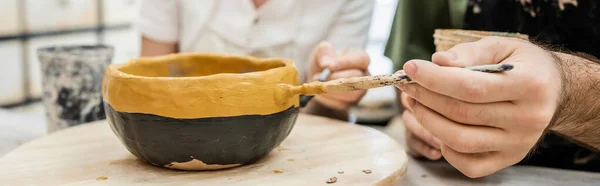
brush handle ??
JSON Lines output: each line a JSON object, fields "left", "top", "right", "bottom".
{"left": 318, "top": 63, "right": 513, "bottom": 94}
{"left": 320, "top": 74, "right": 410, "bottom": 93}
{"left": 299, "top": 68, "right": 332, "bottom": 107}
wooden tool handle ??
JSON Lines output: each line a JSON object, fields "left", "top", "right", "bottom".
{"left": 320, "top": 74, "right": 410, "bottom": 93}
{"left": 294, "top": 63, "right": 514, "bottom": 95}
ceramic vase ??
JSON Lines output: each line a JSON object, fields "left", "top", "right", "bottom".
{"left": 37, "top": 45, "right": 113, "bottom": 133}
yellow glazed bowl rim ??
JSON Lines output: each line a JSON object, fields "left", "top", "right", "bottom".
{"left": 102, "top": 52, "right": 300, "bottom": 119}
{"left": 106, "top": 52, "right": 295, "bottom": 80}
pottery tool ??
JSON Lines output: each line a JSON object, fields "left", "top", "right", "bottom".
{"left": 299, "top": 68, "right": 331, "bottom": 107}
{"left": 298, "top": 48, "right": 348, "bottom": 107}
{"left": 278, "top": 63, "right": 513, "bottom": 104}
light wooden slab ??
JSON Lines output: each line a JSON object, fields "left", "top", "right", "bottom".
{"left": 0, "top": 114, "right": 407, "bottom": 186}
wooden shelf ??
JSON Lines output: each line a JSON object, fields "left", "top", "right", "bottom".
{"left": 0, "top": 24, "right": 131, "bottom": 41}
{"left": 0, "top": 0, "right": 138, "bottom": 107}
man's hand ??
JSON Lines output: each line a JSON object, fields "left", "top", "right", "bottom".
{"left": 307, "top": 41, "right": 370, "bottom": 112}
{"left": 400, "top": 92, "right": 443, "bottom": 160}
{"left": 396, "top": 36, "right": 563, "bottom": 178}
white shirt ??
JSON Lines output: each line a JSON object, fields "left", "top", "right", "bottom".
{"left": 138, "top": 0, "right": 373, "bottom": 82}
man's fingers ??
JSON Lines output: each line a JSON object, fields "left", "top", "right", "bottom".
{"left": 431, "top": 51, "right": 461, "bottom": 67}
{"left": 401, "top": 83, "right": 515, "bottom": 127}
{"left": 326, "top": 69, "right": 368, "bottom": 101}
{"left": 406, "top": 128, "right": 442, "bottom": 160}
{"left": 400, "top": 92, "right": 415, "bottom": 112}
{"left": 407, "top": 36, "right": 529, "bottom": 103}
{"left": 327, "top": 69, "right": 365, "bottom": 80}
{"left": 311, "top": 69, "right": 367, "bottom": 106}
{"left": 318, "top": 91, "right": 364, "bottom": 104}
{"left": 311, "top": 69, "right": 366, "bottom": 81}
{"left": 410, "top": 101, "right": 507, "bottom": 153}
{"left": 310, "top": 41, "right": 336, "bottom": 72}
{"left": 310, "top": 69, "right": 365, "bottom": 82}
{"left": 328, "top": 50, "right": 370, "bottom": 71}
{"left": 440, "top": 144, "right": 503, "bottom": 178}
{"left": 402, "top": 110, "right": 441, "bottom": 149}
{"left": 403, "top": 60, "right": 519, "bottom": 103}
{"left": 320, "top": 56, "right": 335, "bottom": 68}
{"left": 432, "top": 36, "right": 521, "bottom": 67}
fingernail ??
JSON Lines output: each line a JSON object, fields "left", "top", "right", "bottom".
{"left": 320, "top": 56, "right": 332, "bottom": 67}
{"left": 429, "top": 149, "right": 442, "bottom": 159}
{"left": 330, "top": 62, "right": 339, "bottom": 70}
{"left": 403, "top": 61, "right": 418, "bottom": 77}
{"left": 396, "top": 84, "right": 406, "bottom": 91}
{"left": 439, "top": 51, "right": 458, "bottom": 60}
{"left": 394, "top": 70, "right": 405, "bottom": 75}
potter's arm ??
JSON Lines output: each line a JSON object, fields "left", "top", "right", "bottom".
{"left": 138, "top": 0, "right": 179, "bottom": 56}
{"left": 141, "top": 37, "right": 178, "bottom": 56}
{"left": 548, "top": 52, "right": 600, "bottom": 152}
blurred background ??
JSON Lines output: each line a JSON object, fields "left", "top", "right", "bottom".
{"left": 0, "top": 0, "right": 398, "bottom": 155}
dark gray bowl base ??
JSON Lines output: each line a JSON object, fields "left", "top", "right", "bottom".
{"left": 105, "top": 103, "right": 299, "bottom": 170}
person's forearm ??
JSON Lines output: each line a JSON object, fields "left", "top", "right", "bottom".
{"left": 141, "top": 36, "right": 178, "bottom": 56}
{"left": 549, "top": 51, "right": 600, "bottom": 152}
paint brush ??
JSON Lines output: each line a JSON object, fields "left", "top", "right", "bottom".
{"left": 277, "top": 63, "right": 513, "bottom": 104}
{"left": 299, "top": 68, "right": 331, "bottom": 107}
{"left": 297, "top": 48, "right": 348, "bottom": 106}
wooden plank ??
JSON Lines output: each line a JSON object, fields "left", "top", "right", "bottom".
{"left": 0, "top": 114, "right": 408, "bottom": 186}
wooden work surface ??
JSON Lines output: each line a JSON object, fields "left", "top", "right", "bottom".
{"left": 379, "top": 116, "right": 600, "bottom": 186}
{"left": 0, "top": 114, "right": 407, "bottom": 186}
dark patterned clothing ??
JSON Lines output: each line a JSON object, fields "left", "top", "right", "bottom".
{"left": 464, "top": 0, "right": 600, "bottom": 58}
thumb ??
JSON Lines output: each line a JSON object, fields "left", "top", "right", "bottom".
{"left": 314, "top": 41, "right": 336, "bottom": 68}
{"left": 432, "top": 36, "right": 520, "bottom": 67}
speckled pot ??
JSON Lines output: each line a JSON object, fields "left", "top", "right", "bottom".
{"left": 102, "top": 53, "right": 301, "bottom": 170}
{"left": 37, "top": 45, "right": 114, "bottom": 133}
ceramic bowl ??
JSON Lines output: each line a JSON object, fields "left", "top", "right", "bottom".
{"left": 102, "top": 53, "right": 300, "bottom": 170}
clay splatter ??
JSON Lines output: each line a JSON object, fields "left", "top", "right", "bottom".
{"left": 273, "top": 170, "right": 283, "bottom": 174}
{"left": 326, "top": 177, "right": 337, "bottom": 184}
{"left": 337, "top": 171, "right": 344, "bottom": 174}
{"left": 287, "top": 158, "right": 295, "bottom": 162}
{"left": 362, "top": 169, "right": 372, "bottom": 174}
{"left": 277, "top": 147, "right": 291, "bottom": 151}
{"left": 96, "top": 176, "right": 108, "bottom": 181}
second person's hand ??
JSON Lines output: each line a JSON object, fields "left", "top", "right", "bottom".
{"left": 307, "top": 41, "right": 370, "bottom": 112}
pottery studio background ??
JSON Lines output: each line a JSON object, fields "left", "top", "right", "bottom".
{"left": 0, "top": 0, "right": 399, "bottom": 155}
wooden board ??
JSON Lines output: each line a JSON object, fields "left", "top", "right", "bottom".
{"left": 0, "top": 114, "right": 407, "bottom": 186}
